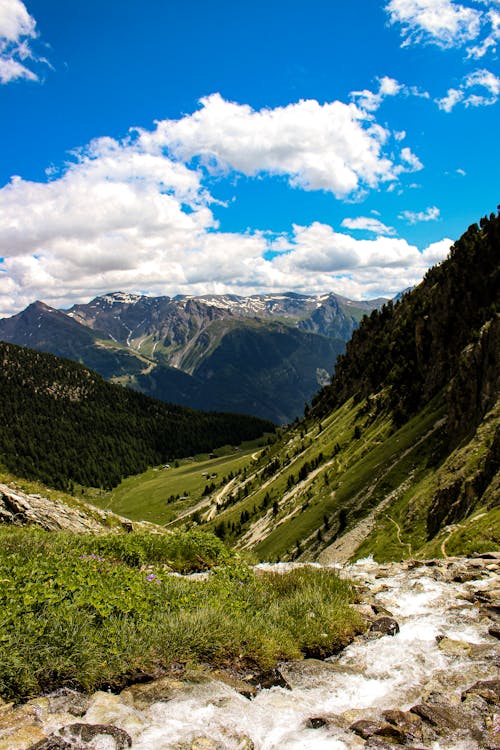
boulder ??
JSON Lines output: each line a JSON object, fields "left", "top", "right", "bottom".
{"left": 119, "top": 676, "right": 186, "bottom": 709}
{"left": 381, "top": 709, "right": 424, "bottom": 743}
{"left": 349, "top": 718, "right": 406, "bottom": 743}
{"left": 369, "top": 617, "right": 400, "bottom": 637}
{"left": 60, "top": 723, "right": 131, "bottom": 749}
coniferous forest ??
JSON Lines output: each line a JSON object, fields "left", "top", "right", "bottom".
{"left": 313, "top": 210, "right": 500, "bottom": 433}
{"left": 0, "top": 342, "right": 274, "bottom": 491}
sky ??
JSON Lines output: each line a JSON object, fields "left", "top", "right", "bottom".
{"left": 0, "top": 0, "right": 499, "bottom": 316}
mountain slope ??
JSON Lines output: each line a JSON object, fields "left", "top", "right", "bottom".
{"left": 0, "top": 301, "right": 148, "bottom": 379}
{"left": 0, "top": 342, "right": 273, "bottom": 491}
{"left": 0, "top": 291, "right": 381, "bottom": 423}
{"left": 108, "top": 210, "right": 499, "bottom": 561}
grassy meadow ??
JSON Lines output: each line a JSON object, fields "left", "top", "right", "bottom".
{"left": 0, "top": 526, "right": 361, "bottom": 703}
{"left": 89, "top": 438, "right": 271, "bottom": 525}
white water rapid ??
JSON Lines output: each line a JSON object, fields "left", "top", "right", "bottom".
{"left": 127, "top": 557, "right": 498, "bottom": 750}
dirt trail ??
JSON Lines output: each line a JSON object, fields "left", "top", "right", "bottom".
{"left": 318, "top": 417, "right": 446, "bottom": 564}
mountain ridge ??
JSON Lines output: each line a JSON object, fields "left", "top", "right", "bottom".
{"left": 0, "top": 290, "right": 385, "bottom": 423}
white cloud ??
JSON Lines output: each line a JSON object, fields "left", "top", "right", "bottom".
{"left": 0, "top": 0, "right": 48, "bottom": 83}
{"left": 268, "top": 224, "right": 451, "bottom": 300}
{"left": 436, "top": 67, "right": 500, "bottom": 109}
{"left": 341, "top": 216, "right": 396, "bottom": 235}
{"left": 350, "top": 76, "right": 429, "bottom": 114}
{"left": 385, "top": 0, "right": 500, "bottom": 58}
{"left": 0, "top": 94, "right": 445, "bottom": 316}
{"left": 385, "top": 0, "right": 481, "bottom": 48}
{"left": 139, "top": 92, "right": 421, "bottom": 199}
{"left": 399, "top": 206, "right": 441, "bottom": 223}
{"left": 350, "top": 76, "right": 403, "bottom": 112}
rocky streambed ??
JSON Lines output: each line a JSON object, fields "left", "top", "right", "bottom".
{"left": 1, "top": 554, "right": 498, "bottom": 750}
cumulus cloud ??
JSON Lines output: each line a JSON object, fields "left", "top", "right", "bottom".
{"left": 385, "top": 0, "right": 500, "bottom": 58}
{"left": 0, "top": 94, "right": 447, "bottom": 316}
{"left": 341, "top": 216, "right": 396, "bottom": 235}
{"left": 399, "top": 206, "right": 441, "bottom": 223}
{"left": 138, "top": 92, "right": 422, "bottom": 198}
{"left": 436, "top": 67, "right": 500, "bottom": 109}
{"left": 0, "top": 217, "right": 452, "bottom": 317}
{"left": 0, "top": 0, "right": 48, "bottom": 83}
{"left": 350, "top": 76, "right": 429, "bottom": 113}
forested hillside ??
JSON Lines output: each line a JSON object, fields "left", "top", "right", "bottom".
{"left": 125, "top": 210, "right": 498, "bottom": 562}
{"left": 0, "top": 342, "right": 273, "bottom": 491}
{"left": 313, "top": 211, "right": 499, "bottom": 434}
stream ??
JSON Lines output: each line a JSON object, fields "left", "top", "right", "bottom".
{"left": 2, "top": 555, "right": 499, "bottom": 750}
{"left": 128, "top": 557, "right": 499, "bottom": 750}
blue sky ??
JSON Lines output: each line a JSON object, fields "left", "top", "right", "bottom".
{"left": 0, "top": 0, "right": 498, "bottom": 315}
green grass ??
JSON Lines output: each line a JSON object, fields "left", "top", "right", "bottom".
{"left": 0, "top": 527, "right": 361, "bottom": 703}
{"left": 420, "top": 506, "right": 500, "bottom": 558}
{"left": 90, "top": 441, "right": 268, "bottom": 525}
{"left": 213, "top": 395, "right": 446, "bottom": 561}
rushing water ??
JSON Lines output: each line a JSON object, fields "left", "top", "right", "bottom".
{"left": 124, "top": 557, "right": 498, "bottom": 750}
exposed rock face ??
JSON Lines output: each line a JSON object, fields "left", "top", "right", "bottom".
{"left": 447, "top": 314, "right": 500, "bottom": 446}
{"left": 0, "top": 483, "right": 155, "bottom": 534}
{"left": 0, "top": 483, "right": 107, "bottom": 533}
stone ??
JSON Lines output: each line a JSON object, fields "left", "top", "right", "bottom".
{"left": 382, "top": 708, "right": 423, "bottom": 743}
{"left": 349, "top": 718, "right": 406, "bottom": 743}
{"left": 488, "top": 625, "right": 500, "bottom": 639}
{"left": 210, "top": 671, "right": 258, "bottom": 699}
{"left": 436, "top": 636, "right": 472, "bottom": 655}
{"left": 190, "top": 739, "right": 223, "bottom": 750}
{"left": 410, "top": 701, "right": 485, "bottom": 744}
{"left": 83, "top": 691, "right": 147, "bottom": 739}
{"left": 60, "top": 723, "right": 132, "bottom": 749}
{"left": 462, "top": 679, "right": 500, "bottom": 705}
{"left": 369, "top": 617, "right": 400, "bottom": 637}
{"left": 305, "top": 717, "right": 327, "bottom": 728}
{"left": 46, "top": 690, "right": 91, "bottom": 718}
{"left": 249, "top": 667, "right": 291, "bottom": 690}
{"left": 0, "top": 726, "right": 47, "bottom": 750}
{"left": 120, "top": 676, "right": 186, "bottom": 709}
{"left": 27, "top": 738, "right": 73, "bottom": 750}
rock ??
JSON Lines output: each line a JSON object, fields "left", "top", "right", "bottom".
{"left": 189, "top": 739, "right": 222, "bottom": 750}
{"left": 381, "top": 709, "right": 423, "bottom": 743}
{"left": 120, "top": 676, "right": 186, "bottom": 709}
{"left": 249, "top": 667, "right": 291, "bottom": 690}
{"left": 462, "top": 679, "right": 500, "bottom": 704}
{"left": 60, "top": 723, "right": 132, "bottom": 748}
{"left": 472, "top": 552, "right": 500, "bottom": 560}
{"left": 410, "top": 700, "right": 486, "bottom": 744}
{"left": 369, "top": 617, "right": 400, "bottom": 637}
{"left": 411, "top": 702, "right": 464, "bottom": 730}
{"left": 305, "top": 717, "right": 327, "bottom": 728}
{"left": 365, "top": 741, "right": 429, "bottom": 750}
{"left": 0, "top": 701, "right": 73, "bottom": 750}
{"left": 0, "top": 726, "right": 47, "bottom": 750}
{"left": 209, "top": 671, "right": 258, "bottom": 699}
{"left": 436, "top": 636, "right": 472, "bottom": 655}
{"left": 489, "top": 625, "right": 500, "bottom": 639}
{"left": 46, "top": 690, "right": 91, "bottom": 718}
{"left": 349, "top": 719, "right": 406, "bottom": 743}
{"left": 83, "top": 691, "right": 146, "bottom": 739}
{"left": 27, "top": 738, "right": 73, "bottom": 750}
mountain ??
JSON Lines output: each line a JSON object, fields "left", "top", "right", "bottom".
{"left": 122, "top": 211, "right": 498, "bottom": 561}
{"left": 0, "top": 291, "right": 384, "bottom": 423}
{"left": 0, "top": 300, "right": 148, "bottom": 379}
{"left": 0, "top": 341, "right": 273, "bottom": 491}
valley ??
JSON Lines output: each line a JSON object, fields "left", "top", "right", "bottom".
{"left": 0, "top": 292, "right": 382, "bottom": 424}
{"left": 0, "top": 211, "right": 498, "bottom": 750}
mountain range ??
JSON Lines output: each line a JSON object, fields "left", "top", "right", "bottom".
{"left": 0, "top": 211, "right": 498, "bottom": 561}
{"left": 0, "top": 291, "right": 384, "bottom": 423}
